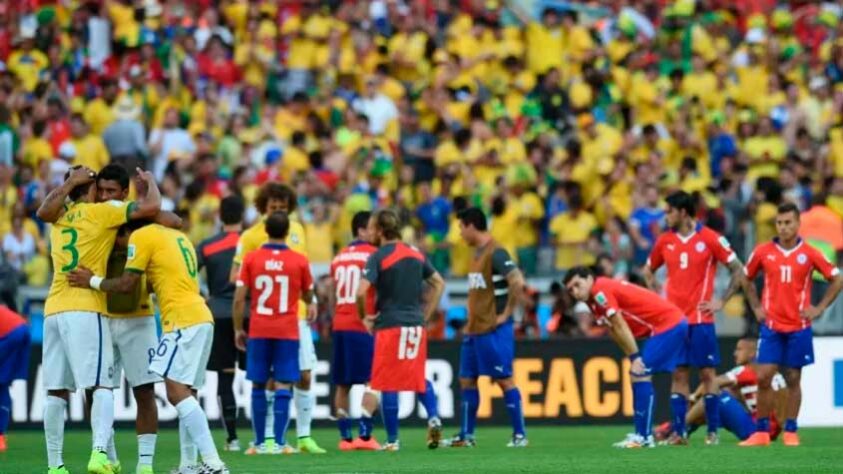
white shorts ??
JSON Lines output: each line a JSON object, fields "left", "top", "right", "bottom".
{"left": 43, "top": 311, "right": 114, "bottom": 391}
{"left": 149, "top": 323, "right": 213, "bottom": 388}
{"left": 298, "top": 320, "right": 317, "bottom": 372}
{"left": 109, "top": 316, "right": 161, "bottom": 388}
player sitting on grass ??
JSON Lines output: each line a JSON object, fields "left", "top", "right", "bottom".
{"left": 565, "top": 266, "right": 688, "bottom": 449}
{"left": 232, "top": 211, "right": 317, "bottom": 455}
{"left": 0, "top": 304, "right": 29, "bottom": 453}
{"left": 654, "top": 338, "right": 788, "bottom": 442}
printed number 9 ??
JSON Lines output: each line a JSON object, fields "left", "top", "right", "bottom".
{"left": 679, "top": 251, "right": 688, "bottom": 270}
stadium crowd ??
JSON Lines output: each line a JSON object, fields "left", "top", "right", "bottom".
{"left": 2, "top": 0, "right": 843, "bottom": 337}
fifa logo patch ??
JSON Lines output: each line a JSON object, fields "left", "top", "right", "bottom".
{"left": 127, "top": 244, "right": 136, "bottom": 259}
{"left": 468, "top": 272, "right": 487, "bottom": 289}
{"left": 595, "top": 291, "right": 608, "bottom": 306}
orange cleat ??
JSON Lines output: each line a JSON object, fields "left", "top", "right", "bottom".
{"left": 782, "top": 432, "right": 800, "bottom": 447}
{"left": 0, "top": 434, "right": 6, "bottom": 452}
{"left": 352, "top": 437, "right": 381, "bottom": 451}
{"left": 739, "top": 432, "right": 771, "bottom": 447}
{"left": 338, "top": 439, "right": 356, "bottom": 451}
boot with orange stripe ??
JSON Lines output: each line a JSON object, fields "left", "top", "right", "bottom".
{"left": 738, "top": 431, "right": 771, "bottom": 447}
{"left": 782, "top": 431, "right": 800, "bottom": 446}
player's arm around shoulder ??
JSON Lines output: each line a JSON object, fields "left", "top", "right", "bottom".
{"left": 36, "top": 166, "right": 95, "bottom": 222}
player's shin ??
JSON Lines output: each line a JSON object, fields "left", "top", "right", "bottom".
{"left": 670, "top": 393, "right": 688, "bottom": 437}
{"left": 44, "top": 395, "right": 68, "bottom": 468}
{"left": 251, "top": 387, "right": 268, "bottom": 446}
{"left": 294, "top": 386, "right": 315, "bottom": 438}
{"left": 264, "top": 389, "right": 275, "bottom": 442}
{"left": 106, "top": 429, "right": 118, "bottom": 463}
{"left": 360, "top": 390, "right": 379, "bottom": 440}
{"left": 175, "top": 397, "right": 223, "bottom": 468}
{"left": 381, "top": 392, "right": 400, "bottom": 443}
{"left": 218, "top": 371, "right": 238, "bottom": 443}
{"left": 704, "top": 394, "right": 720, "bottom": 435}
{"left": 274, "top": 389, "right": 293, "bottom": 446}
{"left": 633, "top": 381, "right": 655, "bottom": 438}
{"left": 178, "top": 416, "right": 197, "bottom": 468}
{"left": 0, "top": 383, "right": 10, "bottom": 435}
{"left": 460, "top": 388, "right": 479, "bottom": 438}
{"left": 137, "top": 434, "right": 156, "bottom": 469}
{"left": 420, "top": 380, "right": 440, "bottom": 421}
{"left": 503, "top": 388, "right": 526, "bottom": 436}
{"left": 336, "top": 408, "right": 353, "bottom": 441}
{"left": 91, "top": 388, "right": 115, "bottom": 452}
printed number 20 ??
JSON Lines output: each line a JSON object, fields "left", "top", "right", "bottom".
{"left": 398, "top": 326, "right": 422, "bottom": 360}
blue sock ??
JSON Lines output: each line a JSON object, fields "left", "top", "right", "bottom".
{"left": 420, "top": 380, "right": 439, "bottom": 420}
{"left": 503, "top": 388, "right": 526, "bottom": 436}
{"left": 704, "top": 394, "right": 719, "bottom": 434}
{"left": 0, "top": 383, "right": 9, "bottom": 435}
{"left": 359, "top": 411, "right": 374, "bottom": 440}
{"left": 785, "top": 418, "right": 797, "bottom": 433}
{"left": 633, "top": 382, "right": 655, "bottom": 438}
{"left": 338, "top": 416, "right": 352, "bottom": 441}
{"left": 273, "top": 389, "right": 292, "bottom": 446}
{"left": 670, "top": 393, "right": 687, "bottom": 437}
{"left": 381, "top": 392, "right": 399, "bottom": 443}
{"left": 460, "top": 388, "right": 479, "bottom": 438}
{"left": 756, "top": 417, "right": 770, "bottom": 433}
{"left": 251, "top": 387, "right": 268, "bottom": 446}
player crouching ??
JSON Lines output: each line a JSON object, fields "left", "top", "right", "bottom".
{"left": 233, "top": 211, "right": 316, "bottom": 455}
{"left": 565, "top": 266, "right": 688, "bottom": 448}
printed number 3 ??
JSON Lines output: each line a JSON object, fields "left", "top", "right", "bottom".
{"left": 398, "top": 326, "right": 422, "bottom": 360}
{"left": 60, "top": 228, "right": 79, "bottom": 272}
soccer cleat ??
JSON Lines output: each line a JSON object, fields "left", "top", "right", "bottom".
{"left": 197, "top": 464, "right": 229, "bottom": 474}
{"left": 705, "top": 433, "right": 720, "bottom": 446}
{"left": 442, "top": 434, "right": 477, "bottom": 448}
{"left": 87, "top": 450, "right": 114, "bottom": 474}
{"left": 782, "top": 432, "right": 800, "bottom": 447}
{"left": 659, "top": 433, "right": 689, "bottom": 446}
{"left": 738, "top": 431, "right": 771, "bottom": 447}
{"left": 380, "top": 441, "right": 400, "bottom": 452}
{"left": 614, "top": 434, "right": 654, "bottom": 449}
{"left": 48, "top": 467, "right": 71, "bottom": 474}
{"left": 352, "top": 437, "right": 381, "bottom": 451}
{"left": 111, "top": 461, "right": 121, "bottom": 474}
{"left": 244, "top": 443, "right": 272, "bottom": 455}
{"left": 506, "top": 434, "right": 528, "bottom": 448}
{"left": 611, "top": 433, "right": 638, "bottom": 448}
{"left": 338, "top": 439, "right": 356, "bottom": 451}
{"left": 135, "top": 466, "right": 152, "bottom": 474}
{"left": 168, "top": 466, "right": 201, "bottom": 474}
{"left": 427, "top": 417, "right": 443, "bottom": 450}
{"left": 297, "top": 436, "right": 327, "bottom": 454}
{"left": 271, "top": 444, "right": 298, "bottom": 455}
{"left": 0, "top": 434, "right": 6, "bottom": 452}
{"left": 223, "top": 439, "right": 240, "bottom": 452}
{"left": 653, "top": 422, "right": 673, "bottom": 442}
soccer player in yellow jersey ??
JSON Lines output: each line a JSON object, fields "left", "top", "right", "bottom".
{"left": 36, "top": 165, "right": 161, "bottom": 474}
{"left": 230, "top": 183, "right": 325, "bottom": 454}
{"left": 69, "top": 221, "right": 229, "bottom": 474}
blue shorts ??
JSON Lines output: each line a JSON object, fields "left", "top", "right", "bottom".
{"left": 757, "top": 325, "right": 814, "bottom": 368}
{"left": 641, "top": 319, "right": 688, "bottom": 375}
{"left": 331, "top": 330, "right": 374, "bottom": 386}
{"left": 246, "top": 338, "right": 300, "bottom": 384}
{"left": 459, "top": 320, "right": 515, "bottom": 380}
{"left": 0, "top": 325, "right": 31, "bottom": 383}
{"left": 680, "top": 323, "right": 720, "bottom": 368}
{"left": 718, "top": 391, "right": 755, "bottom": 441}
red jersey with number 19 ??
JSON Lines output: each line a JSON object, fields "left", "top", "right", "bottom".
{"left": 331, "top": 241, "right": 377, "bottom": 332}
{"left": 744, "top": 238, "right": 839, "bottom": 333}
{"left": 647, "top": 225, "right": 736, "bottom": 324}
{"left": 237, "top": 243, "right": 313, "bottom": 340}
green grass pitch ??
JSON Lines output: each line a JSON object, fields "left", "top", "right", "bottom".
{"left": 2, "top": 426, "right": 842, "bottom": 473}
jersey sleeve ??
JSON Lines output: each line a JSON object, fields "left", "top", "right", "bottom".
{"left": 707, "top": 231, "right": 737, "bottom": 265}
{"left": 233, "top": 229, "right": 258, "bottom": 266}
{"left": 287, "top": 221, "right": 307, "bottom": 255}
{"left": 744, "top": 248, "right": 763, "bottom": 279}
{"left": 125, "top": 228, "right": 153, "bottom": 274}
{"left": 236, "top": 252, "right": 252, "bottom": 287}
{"left": 363, "top": 251, "right": 379, "bottom": 284}
{"left": 491, "top": 248, "right": 517, "bottom": 277}
{"left": 195, "top": 241, "right": 206, "bottom": 270}
{"left": 725, "top": 365, "right": 747, "bottom": 384}
{"left": 591, "top": 281, "right": 620, "bottom": 324}
{"left": 809, "top": 246, "right": 840, "bottom": 281}
{"left": 300, "top": 256, "right": 314, "bottom": 294}
{"left": 646, "top": 235, "right": 665, "bottom": 270}
{"left": 93, "top": 200, "right": 134, "bottom": 229}
{"left": 422, "top": 255, "right": 436, "bottom": 279}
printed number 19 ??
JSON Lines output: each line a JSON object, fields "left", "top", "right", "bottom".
{"left": 398, "top": 326, "right": 422, "bottom": 360}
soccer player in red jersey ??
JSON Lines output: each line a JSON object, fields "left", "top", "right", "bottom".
{"left": 232, "top": 212, "right": 316, "bottom": 455}
{"left": 565, "top": 266, "right": 688, "bottom": 448}
{"left": 329, "top": 211, "right": 379, "bottom": 450}
{"left": 739, "top": 203, "right": 843, "bottom": 447}
{"left": 0, "top": 305, "right": 29, "bottom": 452}
{"left": 643, "top": 191, "right": 749, "bottom": 445}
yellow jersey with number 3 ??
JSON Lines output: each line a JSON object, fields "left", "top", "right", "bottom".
{"left": 125, "top": 224, "right": 212, "bottom": 332}
{"left": 45, "top": 200, "right": 135, "bottom": 316}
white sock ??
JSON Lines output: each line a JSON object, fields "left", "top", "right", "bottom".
{"left": 137, "top": 433, "right": 156, "bottom": 468}
{"left": 294, "top": 388, "right": 314, "bottom": 438}
{"left": 176, "top": 398, "right": 222, "bottom": 469}
{"left": 265, "top": 390, "right": 275, "bottom": 440}
{"left": 91, "top": 389, "right": 114, "bottom": 452}
{"left": 178, "top": 417, "right": 197, "bottom": 468}
{"left": 44, "top": 396, "right": 67, "bottom": 468}
{"left": 106, "top": 429, "right": 118, "bottom": 463}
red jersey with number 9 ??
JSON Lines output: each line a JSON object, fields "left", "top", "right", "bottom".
{"left": 744, "top": 238, "right": 839, "bottom": 333}
{"left": 331, "top": 241, "right": 377, "bottom": 332}
{"left": 237, "top": 243, "right": 313, "bottom": 340}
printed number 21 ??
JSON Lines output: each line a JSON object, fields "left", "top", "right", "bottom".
{"left": 398, "top": 326, "right": 422, "bottom": 360}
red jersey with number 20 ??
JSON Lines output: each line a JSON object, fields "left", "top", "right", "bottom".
{"left": 587, "top": 277, "right": 684, "bottom": 338}
{"left": 647, "top": 225, "right": 736, "bottom": 324}
{"left": 331, "top": 241, "right": 377, "bottom": 332}
{"left": 237, "top": 243, "right": 313, "bottom": 340}
{"left": 744, "top": 238, "right": 839, "bottom": 333}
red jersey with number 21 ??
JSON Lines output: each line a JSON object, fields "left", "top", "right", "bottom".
{"left": 237, "top": 243, "right": 313, "bottom": 340}
{"left": 587, "top": 277, "right": 684, "bottom": 338}
{"left": 744, "top": 239, "right": 839, "bottom": 333}
{"left": 647, "top": 225, "right": 736, "bottom": 324}
{"left": 331, "top": 241, "right": 377, "bottom": 332}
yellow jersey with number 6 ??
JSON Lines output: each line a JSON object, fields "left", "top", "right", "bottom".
{"left": 124, "top": 224, "right": 212, "bottom": 332}
{"left": 45, "top": 200, "right": 135, "bottom": 316}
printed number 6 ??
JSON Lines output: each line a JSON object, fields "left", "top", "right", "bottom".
{"left": 155, "top": 339, "right": 170, "bottom": 357}
{"left": 398, "top": 326, "right": 422, "bottom": 360}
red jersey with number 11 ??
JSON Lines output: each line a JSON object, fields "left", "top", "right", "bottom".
{"left": 744, "top": 238, "right": 839, "bottom": 333}
{"left": 331, "top": 241, "right": 377, "bottom": 332}
{"left": 237, "top": 243, "right": 313, "bottom": 340}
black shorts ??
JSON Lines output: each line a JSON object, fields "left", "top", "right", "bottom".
{"left": 208, "top": 318, "right": 247, "bottom": 371}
